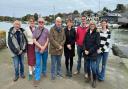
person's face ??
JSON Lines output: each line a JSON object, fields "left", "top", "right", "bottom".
{"left": 29, "top": 19, "right": 35, "bottom": 27}
{"left": 81, "top": 17, "right": 86, "bottom": 25}
{"left": 67, "top": 21, "right": 73, "bottom": 28}
{"left": 101, "top": 21, "right": 107, "bottom": 29}
{"left": 14, "top": 22, "right": 21, "bottom": 30}
{"left": 90, "top": 24, "right": 96, "bottom": 30}
{"left": 38, "top": 20, "right": 44, "bottom": 28}
{"left": 55, "top": 20, "right": 62, "bottom": 27}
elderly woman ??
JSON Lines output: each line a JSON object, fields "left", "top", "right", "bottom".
{"left": 83, "top": 21, "right": 100, "bottom": 88}
{"left": 33, "top": 18, "right": 49, "bottom": 86}
{"left": 7, "top": 20, "right": 27, "bottom": 81}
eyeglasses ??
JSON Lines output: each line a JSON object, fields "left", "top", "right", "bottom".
{"left": 38, "top": 21, "right": 44, "bottom": 24}
{"left": 30, "top": 21, "right": 34, "bottom": 23}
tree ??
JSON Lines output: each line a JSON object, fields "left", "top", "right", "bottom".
{"left": 21, "top": 14, "right": 33, "bottom": 21}
{"left": 73, "top": 10, "right": 79, "bottom": 15}
{"left": 56, "top": 13, "right": 64, "bottom": 18}
{"left": 34, "top": 13, "right": 38, "bottom": 21}
{"left": 115, "top": 4, "right": 126, "bottom": 13}
{"left": 103, "top": 7, "right": 109, "bottom": 12}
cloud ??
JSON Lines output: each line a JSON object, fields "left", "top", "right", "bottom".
{"left": 0, "top": 0, "right": 128, "bottom": 17}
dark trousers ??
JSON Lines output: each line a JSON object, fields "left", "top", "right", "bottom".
{"left": 65, "top": 55, "right": 73, "bottom": 72}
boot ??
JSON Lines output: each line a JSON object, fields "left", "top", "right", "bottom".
{"left": 92, "top": 74, "right": 97, "bottom": 88}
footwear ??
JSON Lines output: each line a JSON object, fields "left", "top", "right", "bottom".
{"left": 66, "top": 71, "right": 69, "bottom": 77}
{"left": 73, "top": 71, "right": 80, "bottom": 75}
{"left": 92, "top": 80, "right": 96, "bottom": 88}
{"left": 21, "top": 75, "right": 25, "bottom": 79}
{"left": 57, "top": 75, "right": 63, "bottom": 79}
{"left": 28, "top": 74, "right": 32, "bottom": 81}
{"left": 98, "top": 78, "right": 104, "bottom": 82}
{"left": 13, "top": 76, "right": 19, "bottom": 82}
{"left": 51, "top": 75, "right": 55, "bottom": 80}
{"left": 42, "top": 73, "right": 47, "bottom": 78}
{"left": 69, "top": 71, "right": 72, "bottom": 77}
{"left": 86, "top": 77, "right": 91, "bottom": 83}
{"left": 33, "top": 80, "right": 40, "bottom": 87}
{"left": 84, "top": 73, "right": 88, "bottom": 79}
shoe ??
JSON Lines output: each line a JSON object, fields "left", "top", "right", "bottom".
{"left": 69, "top": 71, "right": 72, "bottom": 77}
{"left": 42, "top": 73, "right": 47, "bottom": 78}
{"left": 57, "top": 74, "right": 63, "bottom": 79}
{"left": 33, "top": 80, "right": 40, "bottom": 87}
{"left": 86, "top": 77, "right": 91, "bottom": 83}
{"left": 98, "top": 78, "right": 104, "bottom": 82}
{"left": 28, "top": 74, "right": 32, "bottom": 81}
{"left": 21, "top": 75, "right": 25, "bottom": 79}
{"left": 84, "top": 73, "right": 88, "bottom": 79}
{"left": 92, "top": 80, "right": 96, "bottom": 88}
{"left": 13, "top": 76, "right": 19, "bottom": 82}
{"left": 73, "top": 71, "right": 80, "bottom": 75}
{"left": 66, "top": 71, "right": 69, "bottom": 77}
{"left": 51, "top": 75, "right": 55, "bottom": 80}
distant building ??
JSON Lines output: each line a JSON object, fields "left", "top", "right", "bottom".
{"left": 99, "top": 13, "right": 122, "bottom": 24}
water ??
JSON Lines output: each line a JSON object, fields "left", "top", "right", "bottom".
{"left": 0, "top": 22, "right": 52, "bottom": 32}
{"left": 1, "top": 22, "right": 128, "bottom": 44}
{"left": 112, "top": 28, "right": 128, "bottom": 45}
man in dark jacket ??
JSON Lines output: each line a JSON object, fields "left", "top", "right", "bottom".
{"left": 7, "top": 20, "right": 27, "bottom": 82}
{"left": 83, "top": 21, "right": 100, "bottom": 88}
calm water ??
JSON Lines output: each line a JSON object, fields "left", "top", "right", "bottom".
{"left": 0, "top": 22, "right": 128, "bottom": 45}
{"left": 0, "top": 22, "right": 52, "bottom": 32}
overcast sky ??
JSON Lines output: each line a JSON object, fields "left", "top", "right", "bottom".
{"left": 0, "top": 0, "right": 128, "bottom": 17}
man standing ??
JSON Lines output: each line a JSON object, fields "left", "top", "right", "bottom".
{"left": 74, "top": 15, "right": 88, "bottom": 78}
{"left": 49, "top": 17, "right": 66, "bottom": 80}
{"left": 7, "top": 20, "right": 27, "bottom": 81}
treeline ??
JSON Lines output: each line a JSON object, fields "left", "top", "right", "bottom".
{"left": 0, "top": 4, "right": 127, "bottom": 23}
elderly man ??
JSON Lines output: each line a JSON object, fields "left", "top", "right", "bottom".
{"left": 7, "top": 20, "right": 27, "bottom": 82}
{"left": 49, "top": 17, "right": 66, "bottom": 80}
{"left": 33, "top": 17, "right": 49, "bottom": 85}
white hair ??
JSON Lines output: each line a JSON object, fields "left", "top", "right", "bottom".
{"left": 38, "top": 17, "right": 45, "bottom": 23}
{"left": 56, "top": 17, "right": 62, "bottom": 21}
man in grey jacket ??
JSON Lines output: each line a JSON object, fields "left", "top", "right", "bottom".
{"left": 7, "top": 20, "right": 27, "bottom": 82}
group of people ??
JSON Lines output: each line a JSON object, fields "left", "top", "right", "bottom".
{"left": 7, "top": 15, "right": 111, "bottom": 88}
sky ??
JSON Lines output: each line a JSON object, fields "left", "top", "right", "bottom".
{"left": 0, "top": 0, "right": 128, "bottom": 17}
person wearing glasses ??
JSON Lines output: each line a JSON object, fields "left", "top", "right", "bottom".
{"left": 33, "top": 18, "right": 49, "bottom": 86}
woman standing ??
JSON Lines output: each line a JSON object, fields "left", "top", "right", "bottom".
{"left": 64, "top": 19, "right": 76, "bottom": 77}
{"left": 96, "top": 20, "right": 111, "bottom": 81}
{"left": 25, "top": 17, "right": 36, "bottom": 80}
{"left": 83, "top": 21, "right": 100, "bottom": 88}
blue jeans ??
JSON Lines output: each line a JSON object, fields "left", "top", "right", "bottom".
{"left": 51, "top": 55, "right": 62, "bottom": 78}
{"left": 77, "top": 45, "right": 87, "bottom": 73}
{"left": 96, "top": 52, "right": 109, "bottom": 80}
{"left": 86, "top": 58, "right": 97, "bottom": 78}
{"left": 12, "top": 54, "right": 24, "bottom": 78}
{"left": 35, "top": 51, "right": 48, "bottom": 81}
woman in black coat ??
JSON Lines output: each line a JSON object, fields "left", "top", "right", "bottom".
{"left": 83, "top": 21, "right": 100, "bottom": 88}
{"left": 64, "top": 18, "right": 76, "bottom": 77}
